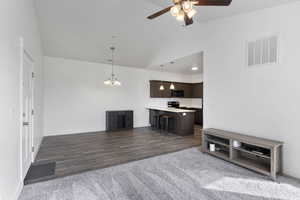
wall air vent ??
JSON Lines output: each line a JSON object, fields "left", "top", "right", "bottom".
{"left": 247, "top": 36, "right": 278, "bottom": 67}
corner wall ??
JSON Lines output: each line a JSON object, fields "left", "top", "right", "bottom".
{"left": 0, "top": 0, "right": 44, "bottom": 199}
{"left": 149, "top": 2, "right": 300, "bottom": 179}
{"left": 204, "top": 2, "right": 300, "bottom": 179}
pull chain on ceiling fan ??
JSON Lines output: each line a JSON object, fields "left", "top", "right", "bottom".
{"left": 147, "top": 0, "right": 232, "bottom": 26}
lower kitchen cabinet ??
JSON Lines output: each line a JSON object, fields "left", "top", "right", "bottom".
{"left": 194, "top": 109, "right": 203, "bottom": 125}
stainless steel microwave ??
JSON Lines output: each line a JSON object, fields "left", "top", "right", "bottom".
{"left": 171, "top": 90, "right": 184, "bottom": 97}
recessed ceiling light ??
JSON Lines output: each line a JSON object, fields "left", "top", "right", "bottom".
{"left": 191, "top": 67, "right": 199, "bottom": 71}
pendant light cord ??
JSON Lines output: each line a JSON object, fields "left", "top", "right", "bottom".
{"left": 111, "top": 47, "right": 115, "bottom": 77}
{"left": 160, "top": 65, "right": 164, "bottom": 85}
{"left": 111, "top": 36, "right": 116, "bottom": 78}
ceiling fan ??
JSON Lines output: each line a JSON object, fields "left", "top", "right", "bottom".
{"left": 147, "top": 0, "right": 232, "bottom": 26}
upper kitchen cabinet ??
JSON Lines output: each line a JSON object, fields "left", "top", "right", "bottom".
{"left": 150, "top": 80, "right": 161, "bottom": 98}
{"left": 161, "top": 82, "right": 172, "bottom": 98}
{"left": 150, "top": 81, "right": 203, "bottom": 98}
{"left": 192, "top": 83, "right": 203, "bottom": 98}
{"left": 150, "top": 80, "right": 171, "bottom": 98}
{"left": 183, "top": 83, "right": 193, "bottom": 98}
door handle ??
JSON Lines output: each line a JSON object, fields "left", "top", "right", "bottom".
{"left": 23, "top": 122, "right": 30, "bottom": 126}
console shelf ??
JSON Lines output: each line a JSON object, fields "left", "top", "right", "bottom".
{"left": 206, "top": 139, "right": 230, "bottom": 147}
{"left": 202, "top": 129, "right": 283, "bottom": 180}
{"left": 233, "top": 147, "right": 271, "bottom": 159}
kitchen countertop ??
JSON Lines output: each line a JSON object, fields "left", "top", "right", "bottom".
{"left": 146, "top": 107, "right": 196, "bottom": 113}
{"left": 179, "top": 106, "right": 202, "bottom": 109}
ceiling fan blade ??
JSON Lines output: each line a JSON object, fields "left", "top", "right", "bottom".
{"left": 193, "top": 0, "right": 232, "bottom": 6}
{"left": 147, "top": 6, "right": 173, "bottom": 19}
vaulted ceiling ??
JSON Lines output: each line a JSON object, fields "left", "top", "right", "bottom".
{"left": 149, "top": 52, "right": 203, "bottom": 75}
{"left": 35, "top": 0, "right": 299, "bottom": 71}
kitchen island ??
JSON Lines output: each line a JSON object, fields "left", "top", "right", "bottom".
{"left": 147, "top": 107, "right": 195, "bottom": 136}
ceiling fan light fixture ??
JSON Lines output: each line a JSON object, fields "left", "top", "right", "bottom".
{"left": 176, "top": 10, "right": 185, "bottom": 21}
{"left": 170, "top": 5, "right": 181, "bottom": 16}
{"left": 187, "top": 9, "right": 197, "bottom": 19}
{"left": 147, "top": 0, "right": 232, "bottom": 26}
{"left": 182, "top": 0, "right": 193, "bottom": 12}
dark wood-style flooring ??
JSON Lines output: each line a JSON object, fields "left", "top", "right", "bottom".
{"left": 35, "top": 127, "right": 201, "bottom": 180}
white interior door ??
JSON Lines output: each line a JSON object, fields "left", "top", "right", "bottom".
{"left": 21, "top": 51, "right": 34, "bottom": 180}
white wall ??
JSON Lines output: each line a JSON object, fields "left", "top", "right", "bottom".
{"left": 149, "top": 2, "right": 300, "bottom": 179}
{"left": 204, "top": 3, "right": 300, "bottom": 179}
{"left": 0, "top": 0, "right": 44, "bottom": 199}
{"left": 43, "top": 56, "right": 201, "bottom": 136}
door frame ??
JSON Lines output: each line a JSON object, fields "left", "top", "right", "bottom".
{"left": 19, "top": 37, "right": 35, "bottom": 180}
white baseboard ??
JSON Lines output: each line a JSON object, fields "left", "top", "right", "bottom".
{"left": 45, "top": 129, "right": 106, "bottom": 136}
{"left": 45, "top": 126, "right": 149, "bottom": 137}
{"left": 12, "top": 181, "right": 23, "bottom": 200}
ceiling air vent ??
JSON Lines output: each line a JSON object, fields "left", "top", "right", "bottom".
{"left": 247, "top": 36, "right": 278, "bottom": 67}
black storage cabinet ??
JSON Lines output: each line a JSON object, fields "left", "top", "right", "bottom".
{"left": 106, "top": 110, "right": 133, "bottom": 131}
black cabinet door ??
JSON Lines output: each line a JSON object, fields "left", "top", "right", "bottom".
{"left": 106, "top": 111, "right": 133, "bottom": 131}
{"left": 194, "top": 109, "right": 203, "bottom": 125}
{"left": 106, "top": 112, "right": 116, "bottom": 131}
{"left": 125, "top": 111, "right": 133, "bottom": 128}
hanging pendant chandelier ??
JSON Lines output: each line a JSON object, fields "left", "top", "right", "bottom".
{"left": 170, "top": 83, "right": 175, "bottom": 90}
{"left": 104, "top": 46, "right": 121, "bottom": 86}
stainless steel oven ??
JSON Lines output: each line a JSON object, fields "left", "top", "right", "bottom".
{"left": 168, "top": 101, "right": 180, "bottom": 108}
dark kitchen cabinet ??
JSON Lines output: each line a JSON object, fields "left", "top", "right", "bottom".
{"left": 150, "top": 81, "right": 162, "bottom": 98}
{"left": 150, "top": 81, "right": 171, "bottom": 98}
{"left": 183, "top": 83, "right": 193, "bottom": 98}
{"left": 162, "top": 82, "right": 171, "bottom": 98}
{"left": 173, "top": 82, "right": 184, "bottom": 91}
{"left": 150, "top": 80, "right": 203, "bottom": 99}
{"left": 106, "top": 110, "right": 133, "bottom": 131}
{"left": 192, "top": 83, "right": 203, "bottom": 98}
{"left": 179, "top": 107, "right": 203, "bottom": 125}
{"left": 194, "top": 108, "right": 203, "bottom": 125}
{"left": 149, "top": 109, "right": 195, "bottom": 136}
